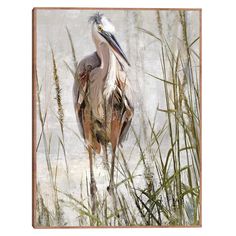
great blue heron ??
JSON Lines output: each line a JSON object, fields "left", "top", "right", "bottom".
{"left": 73, "top": 12, "right": 134, "bottom": 214}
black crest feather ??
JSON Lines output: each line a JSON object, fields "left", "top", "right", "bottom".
{"left": 88, "top": 12, "right": 103, "bottom": 24}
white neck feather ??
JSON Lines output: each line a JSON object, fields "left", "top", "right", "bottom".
{"left": 103, "top": 51, "right": 117, "bottom": 100}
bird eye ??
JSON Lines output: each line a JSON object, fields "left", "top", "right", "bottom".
{"left": 97, "top": 25, "right": 103, "bottom": 32}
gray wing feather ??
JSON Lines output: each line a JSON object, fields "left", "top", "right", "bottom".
{"left": 73, "top": 52, "right": 100, "bottom": 139}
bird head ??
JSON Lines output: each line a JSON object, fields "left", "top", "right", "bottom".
{"left": 89, "top": 12, "right": 130, "bottom": 67}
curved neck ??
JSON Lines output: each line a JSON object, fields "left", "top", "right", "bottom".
{"left": 92, "top": 24, "right": 111, "bottom": 75}
{"left": 97, "top": 43, "right": 110, "bottom": 72}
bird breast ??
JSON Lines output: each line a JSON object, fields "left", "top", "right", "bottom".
{"left": 103, "top": 51, "right": 117, "bottom": 100}
{"left": 87, "top": 48, "right": 122, "bottom": 125}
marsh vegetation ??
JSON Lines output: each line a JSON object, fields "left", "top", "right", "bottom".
{"left": 34, "top": 10, "right": 201, "bottom": 227}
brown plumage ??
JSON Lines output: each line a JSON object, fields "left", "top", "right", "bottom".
{"left": 73, "top": 13, "right": 133, "bottom": 214}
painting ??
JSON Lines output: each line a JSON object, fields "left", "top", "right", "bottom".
{"left": 32, "top": 8, "right": 201, "bottom": 227}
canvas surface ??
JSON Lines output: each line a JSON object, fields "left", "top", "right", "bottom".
{"left": 33, "top": 9, "right": 201, "bottom": 227}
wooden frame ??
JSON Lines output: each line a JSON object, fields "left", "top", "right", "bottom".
{"left": 32, "top": 7, "right": 202, "bottom": 228}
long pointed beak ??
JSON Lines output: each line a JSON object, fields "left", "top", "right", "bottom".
{"left": 99, "top": 31, "right": 131, "bottom": 67}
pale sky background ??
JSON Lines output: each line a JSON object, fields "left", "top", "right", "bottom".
{"left": 35, "top": 9, "right": 200, "bottom": 226}
{"left": 36, "top": 9, "right": 200, "bottom": 155}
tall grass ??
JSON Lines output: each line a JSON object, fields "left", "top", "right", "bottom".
{"left": 137, "top": 10, "right": 200, "bottom": 225}
{"left": 51, "top": 49, "right": 69, "bottom": 175}
{"left": 35, "top": 11, "right": 200, "bottom": 227}
{"left": 36, "top": 70, "right": 64, "bottom": 226}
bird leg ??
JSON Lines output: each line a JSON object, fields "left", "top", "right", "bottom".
{"left": 102, "top": 145, "right": 110, "bottom": 171}
{"left": 107, "top": 110, "right": 122, "bottom": 216}
{"left": 107, "top": 147, "right": 116, "bottom": 195}
{"left": 82, "top": 107, "right": 98, "bottom": 214}
{"left": 103, "top": 98, "right": 110, "bottom": 171}
{"left": 107, "top": 146, "right": 119, "bottom": 217}
{"left": 88, "top": 146, "right": 97, "bottom": 215}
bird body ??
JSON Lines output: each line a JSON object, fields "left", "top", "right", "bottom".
{"left": 73, "top": 13, "right": 133, "bottom": 213}
{"left": 73, "top": 17, "right": 133, "bottom": 153}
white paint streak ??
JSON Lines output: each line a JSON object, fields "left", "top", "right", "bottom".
{"left": 101, "top": 16, "right": 115, "bottom": 34}
{"left": 103, "top": 51, "right": 117, "bottom": 99}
